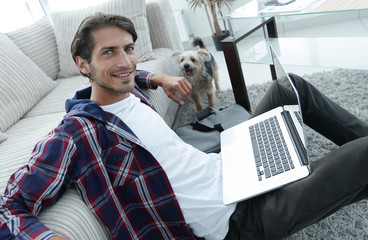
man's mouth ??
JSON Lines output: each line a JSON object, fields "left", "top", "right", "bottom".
{"left": 114, "top": 72, "right": 131, "bottom": 77}
{"left": 112, "top": 70, "right": 133, "bottom": 80}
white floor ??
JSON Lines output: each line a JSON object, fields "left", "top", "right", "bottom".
{"left": 193, "top": 17, "right": 368, "bottom": 90}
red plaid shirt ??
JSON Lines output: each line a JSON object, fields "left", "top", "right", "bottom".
{"left": 0, "top": 70, "right": 195, "bottom": 239}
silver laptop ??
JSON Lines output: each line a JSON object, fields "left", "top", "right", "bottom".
{"left": 220, "top": 46, "right": 311, "bottom": 205}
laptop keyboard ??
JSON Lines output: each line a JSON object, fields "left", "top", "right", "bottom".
{"left": 294, "top": 111, "right": 302, "bottom": 126}
{"left": 249, "top": 116, "right": 295, "bottom": 181}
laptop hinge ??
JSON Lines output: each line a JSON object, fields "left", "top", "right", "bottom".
{"left": 281, "top": 111, "right": 308, "bottom": 166}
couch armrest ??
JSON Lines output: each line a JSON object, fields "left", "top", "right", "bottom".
{"left": 145, "top": 0, "right": 184, "bottom": 51}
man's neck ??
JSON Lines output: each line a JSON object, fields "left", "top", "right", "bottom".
{"left": 90, "top": 88, "right": 130, "bottom": 106}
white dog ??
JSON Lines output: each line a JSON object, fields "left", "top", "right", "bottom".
{"left": 173, "top": 37, "right": 220, "bottom": 111}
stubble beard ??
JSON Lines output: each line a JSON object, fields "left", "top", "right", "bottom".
{"left": 89, "top": 64, "right": 135, "bottom": 95}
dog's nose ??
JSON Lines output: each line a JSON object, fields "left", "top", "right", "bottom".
{"left": 184, "top": 64, "right": 190, "bottom": 69}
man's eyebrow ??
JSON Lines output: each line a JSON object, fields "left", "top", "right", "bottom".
{"left": 125, "top": 42, "right": 136, "bottom": 48}
{"left": 99, "top": 43, "right": 135, "bottom": 52}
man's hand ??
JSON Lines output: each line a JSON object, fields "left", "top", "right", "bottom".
{"left": 150, "top": 74, "right": 192, "bottom": 105}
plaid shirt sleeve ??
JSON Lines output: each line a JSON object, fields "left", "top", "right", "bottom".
{"left": 0, "top": 128, "right": 78, "bottom": 239}
{"left": 135, "top": 69, "right": 157, "bottom": 89}
{"left": 132, "top": 70, "right": 157, "bottom": 111}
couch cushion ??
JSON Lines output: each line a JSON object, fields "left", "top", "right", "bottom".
{"left": 39, "top": 186, "right": 111, "bottom": 239}
{"left": 0, "top": 33, "right": 57, "bottom": 132}
{"left": 0, "top": 132, "right": 7, "bottom": 143}
{"left": 52, "top": 0, "right": 152, "bottom": 78}
{"left": 24, "top": 75, "right": 90, "bottom": 118}
{"left": 146, "top": 0, "right": 184, "bottom": 51}
{"left": 6, "top": 16, "right": 60, "bottom": 80}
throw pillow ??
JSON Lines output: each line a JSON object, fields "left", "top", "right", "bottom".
{"left": 0, "top": 33, "right": 57, "bottom": 132}
{"left": 52, "top": 0, "right": 152, "bottom": 78}
{"left": 6, "top": 16, "right": 60, "bottom": 80}
{"left": 0, "top": 132, "right": 7, "bottom": 143}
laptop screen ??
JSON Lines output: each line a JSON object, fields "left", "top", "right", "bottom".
{"left": 270, "top": 46, "right": 309, "bottom": 166}
{"left": 270, "top": 46, "right": 301, "bottom": 111}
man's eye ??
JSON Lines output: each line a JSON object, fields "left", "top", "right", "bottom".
{"left": 103, "top": 50, "right": 112, "bottom": 55}
{"left": 126, "top": 46, "right": 134, "bottom": 52}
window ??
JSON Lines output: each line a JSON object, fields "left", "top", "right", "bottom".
{"left": 0, "top": 0, "right": 44, "bottom": 32}
{"left": 0, "top": 0, "right": 108, "bottom": 33}
{"left": 46, "top": 0, "right": 108, "bottom": 12}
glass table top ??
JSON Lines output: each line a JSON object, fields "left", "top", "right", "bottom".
{"left": 238, "top": 37, "right": 368, "bottom": 70}
{"left": 220, "top": 0, "right": 368, "bottom": 20}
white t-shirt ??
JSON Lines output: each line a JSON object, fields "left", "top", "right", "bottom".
{"left": 101, "top": 94, "right": 236, "bottom": 240}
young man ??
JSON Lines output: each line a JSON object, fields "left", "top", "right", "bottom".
{"left": 1, "top": 13, "right": 368, "bottom": 240}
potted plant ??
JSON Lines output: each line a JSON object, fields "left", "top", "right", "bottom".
{"left": 187, "top": 0, "right": 235, "bottom": 51}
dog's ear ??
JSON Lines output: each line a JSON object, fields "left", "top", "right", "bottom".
{"left": 172, "top": 51, "right": 182, "bottom": 58}
{"left": 197, "top": 49, "right": 211, "bottom": 61}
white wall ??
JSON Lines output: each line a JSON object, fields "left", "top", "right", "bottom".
{"left": 169, "top": 0, "right": 250, "bottom": 38}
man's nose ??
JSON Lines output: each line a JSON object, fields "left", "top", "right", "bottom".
{"left": 116, "top": 50, "right": 131, "bottom": 67}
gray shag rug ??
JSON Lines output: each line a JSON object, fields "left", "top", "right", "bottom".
{"left": 174, "top": 69, "right": 368, "bottom": 239}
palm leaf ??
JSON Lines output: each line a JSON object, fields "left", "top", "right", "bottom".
{"left": 187, "top": 0, "right": 207, "bottom": 11}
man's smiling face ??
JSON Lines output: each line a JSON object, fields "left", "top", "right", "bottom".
{"left": 77, "top": 26, "right": 138, "bottom": 105}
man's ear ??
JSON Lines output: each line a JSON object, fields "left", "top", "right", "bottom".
{"left": 75, "top": 56, "right": 90, "bottom": 75}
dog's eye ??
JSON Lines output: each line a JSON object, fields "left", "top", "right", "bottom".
{"left": 190, "top": 57, "right": 196, "bottom": 62}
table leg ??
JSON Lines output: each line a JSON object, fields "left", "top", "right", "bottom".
{"left": 221, "top": 42, "right": 251, "bottom": 112}
{"left": 266, "top": 18, "right": 278, "bottom": 80}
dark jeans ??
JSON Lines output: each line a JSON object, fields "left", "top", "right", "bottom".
{"left": 225, "top": 74, "right": 368, "bottom": 240}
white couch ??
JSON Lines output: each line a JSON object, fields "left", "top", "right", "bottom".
{"left": 0, "top": 0, "right": 184, "bottom": 238}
